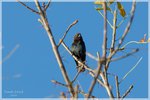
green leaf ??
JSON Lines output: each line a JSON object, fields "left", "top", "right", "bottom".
{"left": 117, "top": 2, "right": 126, "bottom": 17}
{"left": 94, "top": 0, "right": 103, "bottom": 5}
{"left": 96, "top": 7, "right": 111, "bottom": 11}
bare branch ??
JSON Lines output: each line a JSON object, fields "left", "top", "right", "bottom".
{"left": 51, "top": 80, "right": 67, "bottom": 87}
{"left": 1, "top": 44, "right": 20, "bottom": 64}
{"left": 111, "top": 48, "right": 139, "bottom": 62}
{"left": 58, "top": 20, "right": 78, "bottom": 47}
{"left": 97, "top": 10, "right": 113, "bottom": 29}
{"left": 34, "top": 0, "right": 74, "bottom": 96}
{"left": 121, "top": 41, "right": 148, "bottom": 49}
{"left": 100, "top": 72, "right": 114, "bottom": 98}
{"left": 17, "top": 0, "right": 39, "bottom": 14}
{"left": 89, "top": 72, "right": 104, "bottom": 87}
{"left": 74, "top": 85, "right": 79, "bottom": 98}
{"left": 71, "top": 70, "right": 81, "bottom": 83}
{"left": 118, "top": 1, "right": 136, "bottom": 48}
{"left": 86, "top": 52, "right": 98, "bottom": 61}
{"left": 102, "top": 2, "right": 107, "bottom": 61}
{"left": 117, "top": 16, "right": 127, "bottom": 28}
{"left": 79, "top": 90, "right": 95, "bottom": 98}
{"left": 122, "top": 85, "right": 133, "bottom": 98}
{"left": 87, "top": 48, "right": 139, "bottom": 62}
{"left": 87, "top": 52, "right": 102, "bottom": 98}
{"left": 106, "top": 1, "right": 136, "bottom": 71}
{"left": 44, "top": 0, "right": 51, "bottom": 11}
{"left": 119, "top": 57, "right": 143, "bottom": 84}
{"left": 115, "top": 76, "right": 120, "bottom": 98}
{"left": 110, "top": 10, "right": 117, "bottom": 53}
{"left": 60, "top": 92, "right": 67, "bottom": 99}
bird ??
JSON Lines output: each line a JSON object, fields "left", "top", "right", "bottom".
{"left": 71, "top": 33, "right": 86, "bottom": 72}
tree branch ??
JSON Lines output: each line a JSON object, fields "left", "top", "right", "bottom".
{"left": 102, "top": 2, "right": 107, "bottom": 61}
{"left": 79, "top": 90, "right": 95, "bottom": 98}
{"left": 97, "top": 10, "right": 113, "bottom": 29}
{"left": 111, "top": 48, "right": 139, "bottom": 62}
{"left": 17, "top": 0, "right": 39, "bottom": 14}
{"left": 86, "top": 52, "right": 98, "bottom": 61}
{"left": 106, "top": 1, "right": 136, "bottom": 71}
{"left": 88, "top": 72, "right": 105, "bottom": 87}
{"left": 1, "top": 44, "right": 20, "bottom": 64}
{"left": 115, "top": 76, "right": 120, "bottom": 98}
{"left": 74, "top": 85, "right": 79, "bottom": 98}
{"left": 119, "top": 57, "right": 142, "bottom": 84}
{"left": 100, "top": 72, "right": 114, "bottom": 98}
{"left": 60, "top": 92, "right": 67, "bottom": 99}
{"left": 110, "top": 10, "right": 117, "bottom": 53}
{"left": 51, "top": 80, "right": 67, "bottom": 87}
{"left": 87, "top": 48, "right": 139, "bottom": 62}
{"left": 87, "top": 52, "right": 102, "bottom": 98}
{"left": 34, "top": 0, "right": 74, "bottom": 97}
{"left": 58, "top": 20, "right": 78, "bottom": 47}
{"left": 118, "top": 1, "right": 136, "bottom": 48}
{"left": 122, "top": 85, "right": 133, "bottom": 98}
{"left": 44, "top": 0, "right": 51, "bottom": 11}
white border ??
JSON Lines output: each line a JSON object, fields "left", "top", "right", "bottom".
{"left": 0, "top": 0, "right": 2, "bottom": 99}
{"left": 1, "top": 0, "right": 149, "bottom": 100}
{"left": 148, "top": 0, "right": 150, "bottom": 99}
{"left": 1, "top": 0, "right": 149, "bottom": 2}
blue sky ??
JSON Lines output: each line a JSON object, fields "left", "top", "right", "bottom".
{"left": 2, "top": 1, "right": 148, "bottom": 98}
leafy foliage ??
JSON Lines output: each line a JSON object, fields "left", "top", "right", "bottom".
{"left": 94, "top": 0, "right": 126, "bottom": 17}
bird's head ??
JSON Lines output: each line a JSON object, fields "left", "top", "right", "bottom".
{"left": 74, "top": 33, "right": 83, "bottom": 42}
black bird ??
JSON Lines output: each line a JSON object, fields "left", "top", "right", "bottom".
{"left": 71, "top": 33, "right": 86, "bottom": 72}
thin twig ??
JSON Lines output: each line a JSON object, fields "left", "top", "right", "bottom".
{"left": 97, "top": 10, "right": 113, "bottom": 29}
{"left": 34, "top": 0, "right": 74, "bottom": 96}
{"left": 118, "top": 1, "right": 136, "bottom": 48}
{"left": 86, "top": 52, "right": 98, "bottom": 61}
{"left": 102, "top": 2, "right": 107, "bottom": 62}
{"left": 117, "top": 16, "right": 127, "bottom": 28}
{"left": 51, "top": 80, "right": 67, "bottom": 87}
{"left": 60, "top": 92, "right": 67, "bottom": 99}
{"left": 121, "top": 41, "right": 148, "bottom": 49}
{"left": 87, "top": 52, "right": 102, "bottom": 98}
{"left": 74, "top": 85, "right": 79, "bottom": 98}
{"left": 119, "top": 57, "right": 143, "bottom": 84}
{"left": 79, "top": 90, "right": 95, "bottom": 98}
{"left": 87, "top": 48, "right": 139, "bottom": 62}
{"left": 71, "top": 70, "right": 81, "bottom": 83}
{"left": 17, "top": 0, "right": 39, "bottom": 14}
{"left": 110, "top": 10, "right": 117, "bottom": 53}
{"left": 111, "top": 48, "right": 139, "bottom": 62}
{"left": 58, "top": 20, "right": 78, "bottom": 47}
{"left": 100, "top": 72, "right": 114, "bottom": 98}
{"left": 77, "top": 80, "right": 84, "bottom": 92}
{"left": 122, "top": 85, "right": 133, "bottom": 98}
{"left": 115, "top": 76, "right": 120, "bottom": 98}
{"left": 1, "top": 44, "right": 20, "bottom": 64}
{"left": 102, "top": 3, "right": 109, "bottom": 94}
{"left": 89, "top": 72, "right": 104, "bottom": 87}
{"left": 44, "top": 0, "right": 51, "bottom": 11}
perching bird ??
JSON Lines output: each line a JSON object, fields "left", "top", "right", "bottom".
{"left": 71, "top": 33, "right": 86, "bottom": 72}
